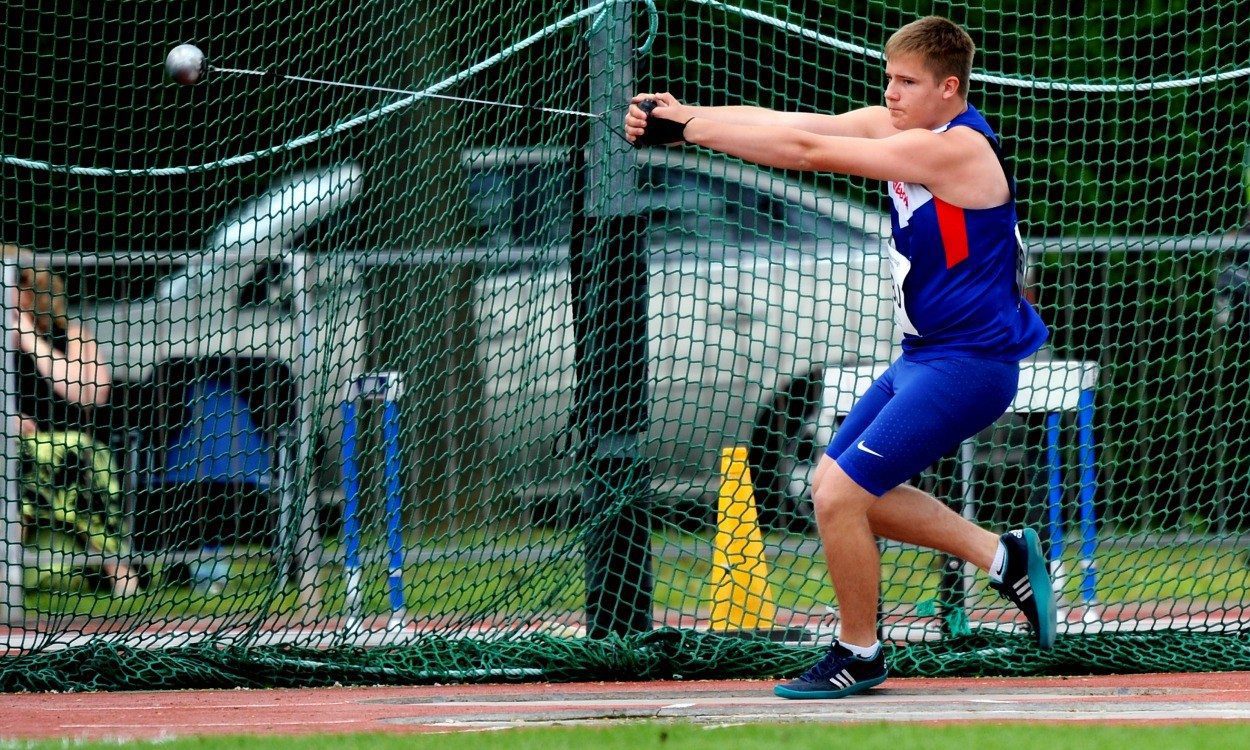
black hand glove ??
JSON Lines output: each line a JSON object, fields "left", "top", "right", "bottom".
{"left": 633, "top": 99, "right": 690, "bottom": 148}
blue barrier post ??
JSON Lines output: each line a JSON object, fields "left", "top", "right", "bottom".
{"left": 1078, "top": 388, "right": 1099, "bottom": 614}
{"left": 1045, "top": 412, "right": 1065, "bottom": 586}
{"left": 341, "top": 372, "right": 407, "bottom": 630}
{"left": 382, "top": 398, "right": 405, "bottom": 622}
{"left": 341, "top": 400, "right": 363, "bottom": 626}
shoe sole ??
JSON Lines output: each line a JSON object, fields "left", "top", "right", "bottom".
{"left": 773, "top": 672, "right": 887, "bottom": 700}
{"left": 1022, "top": 527, "right": 1057, "bottom": 649}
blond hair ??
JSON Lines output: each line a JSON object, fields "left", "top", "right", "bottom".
{"left": 3, "top": 243, "right": 69, "bottom": 334}
{"left": 885, "top": 16, "right": 975, "bottom": 98}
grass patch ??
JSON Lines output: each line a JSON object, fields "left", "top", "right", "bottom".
{"left": 22, "top": 529, "right": 1250, "bottom": 622}
{"left": 6, "top": 721, "right": 1250, "bottom": 750}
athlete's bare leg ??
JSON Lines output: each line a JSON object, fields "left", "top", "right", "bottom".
{"left": 810, "top": 455, "right": 999, "bottom": 646}
{"left": 871, "top": 483, "right": 998, "bottom": 570}
{"left": 810, "top": 457, "right": 881, "bottom": 647}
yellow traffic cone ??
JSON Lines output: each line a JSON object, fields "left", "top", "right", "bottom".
{"left": 709, "top": 446, "right": 777, "bottom": 632}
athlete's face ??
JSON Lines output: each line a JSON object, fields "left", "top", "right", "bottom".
{"left": 884, "top": 54, "right": 960, "bottom": 130}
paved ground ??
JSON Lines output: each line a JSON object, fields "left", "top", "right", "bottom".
{"left": 3, "top": 672, "right": 1249, "bottom": 740}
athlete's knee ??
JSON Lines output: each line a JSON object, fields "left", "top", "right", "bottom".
{"left": 811, "top": 462, "right": 874, "bottom": 521}
{"left": 811, "top": 454, "right": 838, "bottom": 497}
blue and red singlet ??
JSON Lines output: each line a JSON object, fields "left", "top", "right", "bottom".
{"left": 885, "top": 104, "right": 1047, "bottom": 361}
{"left": 824, "top": 104, "right": 1050, "bottom": 496}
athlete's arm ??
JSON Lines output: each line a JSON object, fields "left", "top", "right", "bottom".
{"left": 677, "top": 116, "right": 977, "bottom": 187}
{"left": 625, "top": 92, "right": 895, "bottom": 140}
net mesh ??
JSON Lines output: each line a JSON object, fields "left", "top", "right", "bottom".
{"left": 2, "top": 0, "right": 1249, "bottom": 691}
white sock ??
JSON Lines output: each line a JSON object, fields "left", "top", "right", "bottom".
{"left": 988, "top": 540, "right": 1008, "bottom": 584}
{"left": 839, "top": 639, "right": 880, "bottom": 659}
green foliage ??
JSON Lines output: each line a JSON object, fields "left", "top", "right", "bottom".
{"left": 649, "top": 0, "right": 1249, "bottom": 235}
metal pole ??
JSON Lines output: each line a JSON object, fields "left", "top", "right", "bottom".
{"left": 587, "top": 4, "right": 637, "bottom": 219}
{"left": 1, "top": 258, "right": 23, "bottom": 624}
{"left": 578, "top": 2, "right": 653, "bottom": 638}
{"left": 288, "top": 250, "right": 323, "bottom": 604}
{"left": 274, "top": 424, "right": 294, "bottom": 588}
{"left": 958, "top": 438, "right": 977, "bottom": 613}
{"left": 937, "top": 445, "right": 970, "bottom": 636}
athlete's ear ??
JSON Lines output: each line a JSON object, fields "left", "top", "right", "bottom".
{"left": 941, "top": 75, "right": 960, "bottom": 98}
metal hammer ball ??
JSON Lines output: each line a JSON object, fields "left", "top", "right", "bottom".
{"left": 165, "top": 44, "right": 206, "bottom": 85}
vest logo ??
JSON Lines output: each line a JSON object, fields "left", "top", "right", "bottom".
{"left": 887, "top": 181, "right": 933, "bottom": 229}
{"left": 891, "top": 181, "right": 909, "bottom": 208}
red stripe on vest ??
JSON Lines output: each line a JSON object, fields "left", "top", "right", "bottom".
{"left": 934, "top": 198, "right": 969, "bottom": 268}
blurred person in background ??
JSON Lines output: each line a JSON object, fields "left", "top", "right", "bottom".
{"left": 4, "top": 244, "right": 140, "bottom": 597}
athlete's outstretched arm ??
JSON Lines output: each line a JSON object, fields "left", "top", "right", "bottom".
{"left": 624, "top": 92, "right": 894, "bottom": 140}
{"left": 675, "top": 114, "right": 970, "bottom": 187}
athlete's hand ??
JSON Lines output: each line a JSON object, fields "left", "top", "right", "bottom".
{"left": 625, "top": 92, "right": 691, "bottom": 146}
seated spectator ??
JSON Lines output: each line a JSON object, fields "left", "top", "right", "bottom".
{"left": 4, "top": 245, "right": 140, "bottom": 597}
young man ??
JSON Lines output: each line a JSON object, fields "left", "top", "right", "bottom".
{"left": 625, "top": 16, "right": 1056, "bottom": 699}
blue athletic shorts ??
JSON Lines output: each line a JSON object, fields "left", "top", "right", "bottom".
{"left": 825, "top": 355, "right": 1020, "bottom": 497}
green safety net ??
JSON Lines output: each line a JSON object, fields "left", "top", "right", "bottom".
{"left": 2, "top": 0, "right": 1249, "bottom": 691}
